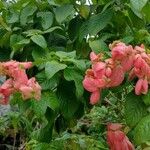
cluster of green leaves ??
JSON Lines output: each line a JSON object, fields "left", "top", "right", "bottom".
{"left": 26, "top": 132, "right": 108, "bottom": 150}
{"left": 124, "top": 91, "right": 150, "bottom": 149}
{"left": 0, "top": 0, "right": 150, "bottom": 149}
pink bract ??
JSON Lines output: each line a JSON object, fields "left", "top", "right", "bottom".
{"left": 107, "top": 123, "right": 134, "bottom": 150}
{"left": 0, "top": 60, "right": 41, "bottom": 105}
{"left": 83, "top": 41, "right": 150, "bottom": 105}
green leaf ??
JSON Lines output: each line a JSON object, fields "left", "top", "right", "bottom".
{"left": 23, "top": 29, "right": 43, "bottom": 37}
{"left": 55, "top": 4, "right": 74, "bottom": 23}
{"left": 10, "top": 34, "right": 26, "bottom": 51}
{"left": 20, "top": 5, "right": 37, "bottom": 25}
{"left": 64, "top": 68, "right": 84, "bottom": 98}
{"left": 0, "top": 16, "right": 11, "bottom": 31}
{"left": 38, "top": 108, "right": 55, "bottom": 142}
{"left": 32, "top": 46, "right": 47, "bottom": 60}
{"left": 42, "top": 92, "right": 60, "bottom": 111}
{"left": 120, "top": 36, "right": 134, "bottom": 44}
{"left": 6, "top": 10, "right": 19, "bottom": 24}
{"left": 124, "top": 92, "right": 148, "bottom": 127}
{"left": 130, "top": 0, "right": 148, "bottom": 12}
{"left": 36, "top": 71, "right": 60, "bottom": 90}
{"left": 45, "top": 61, "right": 67, "bottom": 79}
{"left": 31, "top": 35, "right": 47, "bottom": 49}
{"left": 134, "top": 115, "right": 150, "bottom": 145}
{"left": 17, "top": 39, "right": 30, "bottom": 45}
{"left": 55, "top": 51, "right": 76, "bottom": 60}
{"left": 47, "top": 0, "right": 59, "bottom": 6}
{"left": 37, "top": 11, "right": 53, "bottom": 30}
{"left": 68, "top": 17, "right": 83, "bottom": 41}
{"left": 142, "top": 91, "right": 150, "bottom": 105}
{"left": 33, "top": 143, "right": 50, "bottom": 150}
{"left": 57, "top": 80, "right": 80, "bottom": 119}
{"left": 31, "top": 99, "right": 47, "bottom": 118}
{"left": 43, "top": 26, "right": 62, "bottom": 34}
{"left": 89, "top": 39, "right": 109, "bottom": 53}
{"left": 71, "top": 59, "right": 86, "bottom": 71}
{"left": 79, "top": 9, "right": 113, "bottom": 40}
{"left": 0, "top": 31, "right": 11, "bottom": 48}
{"left": 31, "top": 91, "right": 59, "bottom": 117}
{"left": 79, "top": 5, "right": 90, "bottom": 19}
{"left": 10, "top": 34, "right": 23, "bottom": 47}
{"left": 0, "top": 1, "right": 4, "bottom": 10}
{"left": 142, "top": 3, "right": 150, "bottom": 23}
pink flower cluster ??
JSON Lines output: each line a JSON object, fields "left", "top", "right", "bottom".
{"left": 107, "top": 123, "right": 134, "bottom": 150}
{"left": 83, "top": 41, "right": 150, "bottom": 104}
{"left": 0, "top": 61, "right": 41, "bottom": 105}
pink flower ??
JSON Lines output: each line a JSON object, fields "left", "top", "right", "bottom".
{"left": 12, "top": 69, "right": 28, "bottom": 89}
{"left": 90, "top": 90, "right": 100, "bottom": 105}
{"left": 135, "top": 79, "right": 148, "bottom": 95}
{"left": 105, "top": 67, "right": 112, "bottom": 77}
{"left": 134, "top": 45, "right": 145, "bottom": 53}
{"left": 128, "top": 69, "right": 136, "bottom": 80}
{"left": 19, "top": 86, "right": 33, "bottom": 100}
{"left": 83, "top": 76, "right": 99, "bottom": 92}
{"left": 90, "top": 52, "right": 101, "bottom": 62}
{"left": 83, "top": 42, "right": 150, "bottom": 105}
{"left": 27, "top": 78, "right": 41, "bottom": 100}
{"left": 0, "top": 79, "right": 14, "bottom": 104}
{"left": 133, "top": 54, "right": 150, "bottom": 79}
{"left": 107, "top": 123, "right": 134, "bottom": 150}
{"left": 19, "top": 78, "right": 41, "bottom": 100}
{"left": 121, "top": 56, "right": 134, "bottom": 72}
{"left": 92, "top": 62, "right": 106, "bottom": 78}
{"left": 111, "top": 42, "right": 127, "bottom": 60}
{"left": 0, "top": 60, "right": 41, "bottom": 104}
{"left": 110, "top": 42, "right": 134, "bottom": 72}
{"left": 107, "top": 65, "right": 124, "bottom": 87}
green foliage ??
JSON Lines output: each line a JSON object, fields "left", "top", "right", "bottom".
{"left": 133, "top": 115, "right": 150, "bottom": 145}
{"left": 0, "top": 0, "right": 150, "bottom": 149}
{"left": 125, "top": 92, "right": 148, "bottom": 127}
{"left": 45, "top": 61, "right": 67, "bottom": 79}
{"left": 31, "top": 35, "right": 47, "bottom": 49}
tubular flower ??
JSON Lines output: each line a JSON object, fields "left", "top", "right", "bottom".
{"left": 107, "top": 123, "right": 134, "bottom": 150}
{"left": 83, "top": 41, "right": 150, "bottom": 105}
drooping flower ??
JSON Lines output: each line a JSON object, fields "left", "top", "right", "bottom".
{"left": 135, "top": 78, "right": 148, "bottom": 95}
{"left": 90, "top": 90, "right": 100, "bottom": 105}
{"left": 107, "top": 123, "right": 134, "bottom": 150}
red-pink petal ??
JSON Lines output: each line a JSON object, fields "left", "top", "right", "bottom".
{"left": 83, "top": 77, "right": 98, "bottom": 92}
{"left": 135, "top": 79, "right": 143, "bottom": 95}
{"left": 90, "top": 90, "right": 100, "bottom": 105}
